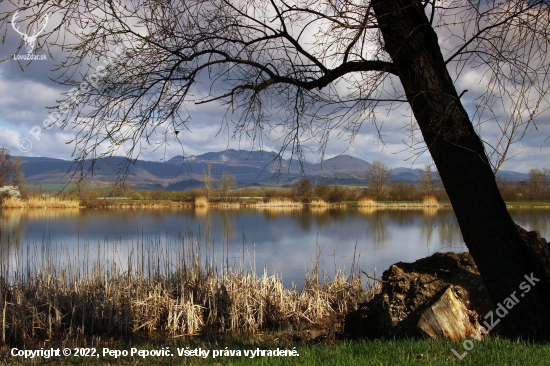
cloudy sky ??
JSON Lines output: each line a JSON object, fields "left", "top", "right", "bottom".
{"left": 0, "top": 1, "right": 549, "bottom": 173}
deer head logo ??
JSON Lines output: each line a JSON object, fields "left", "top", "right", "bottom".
{"left": 11, "top": 11, "right": 49, "bottom": 54}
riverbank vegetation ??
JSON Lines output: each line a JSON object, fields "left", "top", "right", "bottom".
{"left": 0, "top": 148, "right": 549, "bottom": 208}
{"left": 1, "top": 196, "right": 81, "bottom": 208}
{"left": 0, "top": 235, "right": 374, "bottom": 344}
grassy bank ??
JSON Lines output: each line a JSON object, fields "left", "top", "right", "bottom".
{"left": 79, "top": 198, "right": 193, "bottom": 208}
{"left": 4, "top": 336, "right": 550, "bottom": 365}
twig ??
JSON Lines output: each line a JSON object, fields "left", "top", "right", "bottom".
{"left": 361, "top": 271, "right": 388, "bottom": 283}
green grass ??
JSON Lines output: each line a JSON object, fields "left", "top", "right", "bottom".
{"left": 5, "top": 337, "right": 550, "bottom": 365}
{"left": 504, "top": 201, "right": 550, "bottom": 207}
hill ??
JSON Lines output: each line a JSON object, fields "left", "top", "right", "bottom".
{"left": 16, "top": 151, "right": 530, "bottom": 191}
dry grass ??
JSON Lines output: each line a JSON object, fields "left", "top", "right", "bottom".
{"left": 2, "top": 196, "right": 81, "bottom": 208}
{"left": 310, "top": 199, "right": 330, "bottom": 207}
{"left": 0, "top": 236, "right": 375, "bottom": 343}
{"left": 423, "top": 196, "right": 438, "bottom": 206}
{"left": 247, "top": 197, "right": 302, "bottom": 208}
{"left": 194, "top": 196, "right": 209, "bottom": 207}
{"left": 216, "top": 202, "right": 241, "bottom": 208}
{"left": 358, "top": 198, "right": 378, "bottom": 207}
{"left": 356, "top": 197, "right": 446, "bottom": 209}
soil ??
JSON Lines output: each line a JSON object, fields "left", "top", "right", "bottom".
{"left": 343, "top": 252, "right": 495, "bottom": 339}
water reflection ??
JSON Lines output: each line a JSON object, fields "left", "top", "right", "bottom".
{"left": 1, "top": 207, "right": 548, "bottom": 288}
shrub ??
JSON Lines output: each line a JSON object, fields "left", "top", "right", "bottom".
{"left": 195, "top": 196, "right": 209, "bottom": 207}
{"left": 0, "top": 185, "right": 21, "bottom": 199}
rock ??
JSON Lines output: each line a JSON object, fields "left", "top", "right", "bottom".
{"left": 344, "top": 252, "right": 496, "bottom": 340}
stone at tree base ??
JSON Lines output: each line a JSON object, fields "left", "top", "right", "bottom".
{"left": 344, "top": 252, "right": 496, "bottom": 340}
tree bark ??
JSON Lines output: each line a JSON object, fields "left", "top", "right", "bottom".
{"left": 372, "top": 0, "right": 550, "bottom": 339}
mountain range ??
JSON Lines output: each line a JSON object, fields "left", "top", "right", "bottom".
{"left": 16, "top": 150, "right": 530, "bottom": 191}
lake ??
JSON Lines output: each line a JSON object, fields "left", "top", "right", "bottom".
{"left": 1, "top": 207, "right": 549, "bottom": 288}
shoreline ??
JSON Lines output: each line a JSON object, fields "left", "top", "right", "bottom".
{"left": 2, "top": 199, "right": 550, "bottom": 209}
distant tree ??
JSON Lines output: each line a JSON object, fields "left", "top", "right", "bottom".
{"left": 0, "top": 148, "right": 14, "bottom": 187}
{"left": 388, "top": 182, "right": 414, "bottom": 201}
{"left": 328, "top": 183, "right": 345, "bottom": 203}
{"left": 528, "top": 168, "right": 550, "bottom": 200}
{"left": 418, "top": 165, "right": 438, "bottom": 196}
{"left": 496, "top": 177, "right": 518, "bottom": 202}
{"left": 295, "top": 178, "right": 314, "bottom": 202}
{"left": 73, "top": 178, "right": 91, "bottom": 199}
{"left": 151, "top": 188, "right": 168, "bottom": 199}
{"left": 365, "top": 160, "right": 391, "bottom": 199}
{"left": 11, "top": 156, "right": 27, "bottom": 197}
{"left": 217, "top": 171, "right": 236, "bottom": 201}
{"left": 314, "top": 183, "right": 330, "bottom": 201}
{"left": 107, "top": 181, "right": 135, "bottom": 197}
{"left": 202, "top": 162, "right": 214, "bottom": 199}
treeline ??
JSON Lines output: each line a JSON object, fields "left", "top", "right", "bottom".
{"left": 2, "top": 147, "right": 549, "bottom": 203}
{"left": 497, "top": 168, "right": 550, "bottom": 201}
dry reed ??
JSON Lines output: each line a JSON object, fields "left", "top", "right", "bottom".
{"left": 0, "top": 235, "right": 375, "bottom": 343}
{"left": 194, "top": 196, "right": 209, "bottom": 207}
{"left": 310, "top": 199, "right": 330, "bottom": 207}
{"left": 358, "top": 198, "right": 378, "bottom": 207}
{"left": 423, "top": 196, "right": 438, "bottom": 206}
{"left": 2, "top": 196, "right": 81, "bottom": 209}
{"left": 247, "top": 197, "right": 302, "bottom": 208}
{"left": 216, "top": 202, "right": 241, "bottom": 208}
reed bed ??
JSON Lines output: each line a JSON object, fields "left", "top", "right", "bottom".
{"left": 309, "top": 199, "right": 330, "bottom": 207}
{"left": 0, "top": 234, "right": 374, "bottom": 343}
{"left": 358, "top": 198, "right": 378, "bottom": 207}
{"left": 194, "top": 196, "right": 209, "bottom": 207}
{"left": 381, "top": 202, "right": 446, "bottom": 207}
{"left": 216, "top": 202, "right": 242, "bottom": 208}
{"left": 357, "top": 198, "right": 448, "bottom": 208}
{"left": 2, "top": 196, "right": 81, "bottom": 209}
{"left": 247, "top": 197, "right": 302, "bottom": 208}
{"left": 423, "top": 196, "right": 438, "bottom": 206}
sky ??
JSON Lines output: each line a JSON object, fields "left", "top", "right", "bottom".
{"left": 0, "top": 2, "right": 549, "bottom": 173}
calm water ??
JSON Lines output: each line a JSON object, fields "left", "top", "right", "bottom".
{"left": 1, "top": 207, "right": 549, "bottom": 288}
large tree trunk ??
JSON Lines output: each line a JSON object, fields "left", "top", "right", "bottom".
{"left": 372, "top": 0, "right": 550, "bottom": 339}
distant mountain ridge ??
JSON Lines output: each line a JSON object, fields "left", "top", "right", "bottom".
{"left": 16, "top": 150, "right": 530, "bottom": 190}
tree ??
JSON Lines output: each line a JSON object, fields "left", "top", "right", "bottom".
{"left": 2, "top": 0, "right": 550, "bottom": 339}
{"left": 107, "top": 181, "right": 135, "bottom": 197}
{"left": 11, "top": 156, "right": 27, "bottom": 197}
{"left": 314, "top": 183, "right": 330, "bottom": 201}
{"left": 365, "top": 160, "right": 391, "bottom": 199}
{"left": 328, "top": 182, "right": 345, "bottom": 203}
{"left": 0, "top": 148, "right": 14, "bottom": 186}
{"left": 73, "top": 178, "right": 92, "bottom": 199}
{"left": 202, "top": 162, "right": 214, "bottom": 199}
{"left": 528, "top": 168, "right": 550, "bottom": 200}
{"left": 217, "top": 171, "right": 236, "bottom": 201}
{"left": 295, "top": 178, "right": 314, "bottom": 202}
{"left": 418, "top": 165, "right": 438, "bottom": 197}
